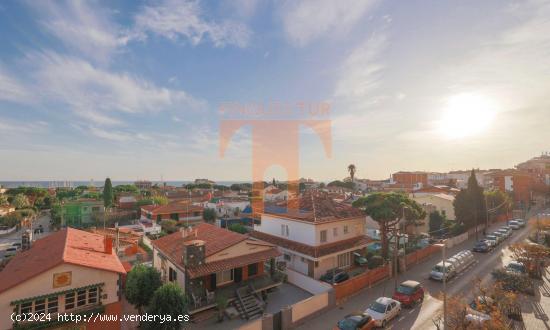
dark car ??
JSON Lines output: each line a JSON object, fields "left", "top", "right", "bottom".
{"left": 392, "top": 280, "right": 424, "bottom": 307}
{"left": 472, "top": 240, "right": 490, "bottom": 253}
{"left": 334, "top": 312, "right": 375, "bottom": 330}
{"left": 321, "top": 269, "right": 350, "bottom": 284}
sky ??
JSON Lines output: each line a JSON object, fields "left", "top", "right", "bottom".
{"left": 0, "top": 0, "right": 549, "bottom": 182}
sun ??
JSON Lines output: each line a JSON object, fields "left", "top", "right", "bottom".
{"left": 438, "top": 93, "right": 497, "bottom": 139}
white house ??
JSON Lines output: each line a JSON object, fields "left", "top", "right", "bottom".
{"left": 251, "top": 191, "right": 369, "bottom": 279}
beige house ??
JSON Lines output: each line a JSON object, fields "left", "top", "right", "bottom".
{"left": 252, "top": 191, "right": 369, "bottom": 280}
{"left": 410, "top": 193, "right": 456, "bottom": 234}
{"left": 0, "top": 228, "right": 126, "bottom": 330}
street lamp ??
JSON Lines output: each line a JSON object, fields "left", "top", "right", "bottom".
{"left": 434, "top": 240, "right": 448, "bottom": 330}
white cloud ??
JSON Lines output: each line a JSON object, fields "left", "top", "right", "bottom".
{"left": 280, "top": 0, "right": 379, "bottom": 46}
{"left": 333, "top": 32, "right": 387, "bottom": 109}
{"left": 31, "top": 0, "right": 128, "bottom": 63}
{"left": 0, "top": 66, "right": 31, "bottom": 103}
{"left": 134, "top": 0, "right": 252, "bottom": 48}
{"left": 27, "top": 51, "right": 205, "bottom": 126}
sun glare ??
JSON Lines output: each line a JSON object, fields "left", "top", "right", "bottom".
{"left": 438, "top": 93, "right": 497, "bottom": 139}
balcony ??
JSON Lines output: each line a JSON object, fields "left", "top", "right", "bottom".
{"left": 188, "top": 271, "right": 285, "bottom": 314}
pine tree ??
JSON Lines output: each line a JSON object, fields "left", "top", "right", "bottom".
{"left": 103, "top": 178, "right": 114, "bottom": 208}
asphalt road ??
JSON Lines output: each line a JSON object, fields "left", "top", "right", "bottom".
{"left": 297, "top": 222, "right": 532, "bottom": 330}
{"left": 0, "top": 212, "right": 52, "bottom": 259}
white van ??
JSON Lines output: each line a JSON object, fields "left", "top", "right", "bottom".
{"left": 430, "top": 261, "right": 456, "bottom": 281}
{"left": 456, "top": 251, "right": 475, "bottom": 269}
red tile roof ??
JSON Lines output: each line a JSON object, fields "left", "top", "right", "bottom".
{"left": 0, "top": 228, "right": 126, "bottom": 293}
{"left": 250, "top": 231, "right": 370, "bottom": 258}
{"left": 264, "top": 191, "right": 364, "bottom": 223}
{"left": 152, "top": 223, "right": 279, "bottom": 278}
{"left": 152, "top": 223, "right": 248, "bottom": 258}
{"left": 187, "top": 249, "right": 280, "bottom": 278}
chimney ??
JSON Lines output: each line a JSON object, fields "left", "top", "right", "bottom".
{"left": 104, "top": 236, "right": 113, "bottom": 254}
{"left": 182, "top": 240, "right": 205, "bottom": 267}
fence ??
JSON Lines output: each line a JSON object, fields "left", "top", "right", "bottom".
{"left": 446, "top": 231, "right": 469, "bottom": 249}
{"left": 285, "top": 268, "right": 332, "bottom": 295}
{"left": 333, "top": 265, "right": 389, "bottom": 303}
{"left": 291, "top": 292, "right": 330, "bottom": 324}
{"left": 404, "top": 245, "right": 439, "bottom": 268}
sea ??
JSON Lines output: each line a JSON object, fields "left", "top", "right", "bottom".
{"left": 0, "top": 181, "right": 248, "bottom": 189}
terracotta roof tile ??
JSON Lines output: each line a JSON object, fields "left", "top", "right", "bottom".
{"left": 250, "top": 231, "right": 370, "bottom": 258}
{"left": 152, "top": 223, "right": 247, "bottom": 260}
{"left": 263, "top": 191, "right": 364, "bottom": 223}
{"left": 187, "top": 249, "right": 280, "bottom": 278}
{"left": 0, "top": 228, "right": 126, "bottom": 293}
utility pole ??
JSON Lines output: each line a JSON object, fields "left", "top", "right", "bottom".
{"left": 393, "top": 229, "right": 399, "bottom": 291}
{"left": 442, "top": 242, "right": 447, "bottom": 330}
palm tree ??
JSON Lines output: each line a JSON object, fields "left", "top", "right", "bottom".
{"left": 347, "top": 164, "right": 356, "bottom": 184}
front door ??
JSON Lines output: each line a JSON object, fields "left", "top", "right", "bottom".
{"left": 234, "top": 267, "right": 243, "bottom": 283}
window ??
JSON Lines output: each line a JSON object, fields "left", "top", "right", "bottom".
{"left": 344, "top": 225, "right": 349, "bottom": 234}
{"left": 34, "top": 299, "right": 45, "bottom": 314}
{"left": 20, "top": 302, "right": 32, "bottom": 314}
{"left": 193, "top": 211, "right": 200, "bottom": 217}
{"left": 333, "top": 228, "right": 338, "bottom": 237}
{"left": 248, "top": 263, "right": 258, "bottom": 277}
{"left": 77, "top": 290, "right": 87, "bottom": 307}
{"left": 47, "top": 296, "right": 58, "bottom": 314}
{"left": 65, "top": 287, "right": 99, "bottom": 311}
{"left": 320, "top": 230, "right": 327, "bottom": 243}
{"left": 283, "top": 254, "right": 291, "bottom": 261}
{"left": 88, "top": 288, "right": 98, "bottom": 304}
{"left": 337, "top": 252, "right": 351, "bottom": 268}
{"left": 216, "top": 269, "right": 233, "bottom": 285}
{"left": 169, "top": 267, "right": 178, "bottom": 282}
{"left": 65, "top": 292, "right": 75, "bottom": 310}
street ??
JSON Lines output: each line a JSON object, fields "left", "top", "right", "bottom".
{"left": 0, "top": 211, "right": 52, "bottom": 259}
{"left": 297, "top": 222, "right": 533, "bottom": 330}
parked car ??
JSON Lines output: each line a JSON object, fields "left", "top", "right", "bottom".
{"left": 364, "top": 297, "right": 401, "bottom": 328}
{"left": 498, "top": 227, "right": 512, "bottom": 238}
{"left": 485, "top": 235, "right": 499, "bottom": 246}
{"left": 515, "top": 219, "right": 526, "bottom": 227}
{"left": 505, "top": 261, "right": 526, "bottom": 274}
{"left": 334, "top": 312, "right": 376, "bottom": 330}
{"left": 456, "top": 250, "right": 475, "bottom": 268}
{"left": 5, "top": 247, "right": 17, "bottom": 257}
{"left": 492, "top": 232, "right": 505, "bottom": 243}
{"left": 354, "top": 252, "right": 368, "bottom": 267}
{"left": 11, "top": 242, "right": 22, "bottom": 250}
{"left": 473, "top": 240, "right": 491, "bottom": 253}
{"left": 430, "top": 261, "right": 456, "bottom": 281}
{"left": 321, "top": 269, "right": 350, "bottom": 284}
{"left": 508, "top": 221, "right": 520, "bottom": 230}
{"left": 392, "top": 280, "right": 424, "bottom": 307}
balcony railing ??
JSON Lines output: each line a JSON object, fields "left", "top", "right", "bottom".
{"left": 188, "top": 271, "right": 284, "bottom": 314}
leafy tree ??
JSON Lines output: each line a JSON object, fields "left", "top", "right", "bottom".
{"left": 12, "top": 194, "right": 30, "bottom": 209}
{"left": 216, "top": 294, "right": 228, "bottom": 322}
{"left": 152, "top": 195, "right": 169, "bottom": 206}
{"left": 484, "top": 189, "right": 512, "bottom": 222}
{"left": 103, "top": 178, "right": 114, "bottom": 208}
{"left": 203, "top": 208, "right": 217, "bottom": 223}
{"left": 125, "top": 265, "right": 162, "bottom": 314}
{"left": 327, "top": 180, "right": 354, "bottom": 190}
{"left": 0, "top": 212, "right": 22, "bottom": 228}
{"left": 228, "top": 223, "right": 247, "bottom": 234}
{"left": 453, "top": 170, "right": 486, "bottom": 231}
{"left": 353, "top": 192, "right": 426, "bottom": 259}
{"left": 429, "top": 210, "right": 446, "bottom": 235}
{"left": 50, "top": 204, "right": 62, "bottom": 228}
{"left": 299, "top": 182, "right": 306, "bottom": 192}
{"left": 143, "top": 283, "right": 188, "bottom": 329}
{"left": 230, "top": 184, "right": 242, "bottom": 191}
{"left": 509, "top": 242, "right": 550, "bottom": 278}
{"left": 136, "top": 199, "right": 154, "bottom": 207}
{"left": 113, "top": 184, "right": 138, "bottom": 194}
{"left": 160, "top": 220, "right": 178, "bottom": 234}
{"left": 347, "top": 164, "right": 356, "bottom": 188}
{"left": 0, "top": 194, "right": 8, "bottom": 206}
